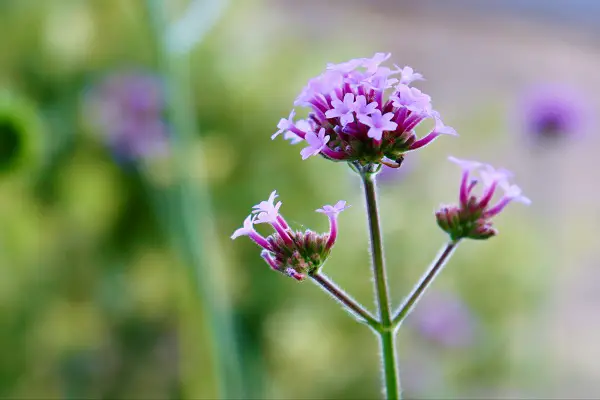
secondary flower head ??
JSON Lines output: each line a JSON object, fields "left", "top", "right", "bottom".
{"left": 436, "top": 156, "right": 531, "bottom": 241}
{"left": 272, "top": 53, "right": 457, "bottom": 167}
{"left": 83, "top": 70, "right": 169, "bottom": 163}
{"left": 232, "top": 191, "right": 349, "bottom": 281}
{"left": 519, "top": 84, "right": 588, "bottom": 144}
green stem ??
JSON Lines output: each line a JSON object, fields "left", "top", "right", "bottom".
{"left": 310, "top": 272, "right": 379, "bottom": 329}
{"left": 144, "top": 1, "right": 244, "bottom": 398}
{"left": 392, "top": 241, "right": 459, "bottom": 329}
{"left": 361, "top": 171, "right": 400, "bottom": 400}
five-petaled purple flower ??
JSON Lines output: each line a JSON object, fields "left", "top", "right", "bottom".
{"left": 301, "top": 128, "right": 330, "bottom": 160}
{"left": 436, "top": 156, "right": 531, "bottom": 240}
{"left": 231, "top": 191, "right": 349, "bottom": 281}
{"left": 84, "top": 70, "right": 169, "bottom": 162}
{"left": 272, "top": 53, "right": 457, "bottom": 167}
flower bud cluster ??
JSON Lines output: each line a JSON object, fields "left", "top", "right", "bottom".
{"left": 231, "top": 191, "right": 349, "bottom": 281}
{"left": 436, "top": 157, "right": 531, "bottom": 241}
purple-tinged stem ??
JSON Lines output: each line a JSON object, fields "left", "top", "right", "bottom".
{"left": 310, "top": 97, "right": 329, "bottom": 114}
{"left": 395, "top": 107, "right": 407, "bottom": 124}
{"left": 289, "top": 125, "right": 307, "bottom": 139}
{"left": 325, "top": 215, "right": 338, "bottom": 250}
{"left": 477, "top": 181, "right": 498, "bottom": 210}
{"left": 483, "top": 196, "right": 512, "bottom": 218}
{"left": 260, "top": 250, "right": 279, "bottom": 271}
{"left": 276, "top": 215, "right": 290, "bottom": 230}
{"left": 467, "top": 179, "right": 478, "bottom": 194}
{"left": 459, "top": 171, "right": 470, "bottom": 207}
{"left": 408, "top": 131, "right": 439, "bottom": 150}
{"left": 249, "top": 231, "right": 273, "bottom": 252}
{"left": 321, "top": 147, "right": 348, "bottom": 160}
{"left": 403, "top": 113, "right": 424, "bottom": 132}
{"left": 271, "top": 220, "right": 294, "bottom": 246}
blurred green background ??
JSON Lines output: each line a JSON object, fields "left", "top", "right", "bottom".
{"left": 2, "top": 0, "right": 599, "bottom": 398}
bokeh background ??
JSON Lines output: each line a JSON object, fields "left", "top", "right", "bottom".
{"left": 1, "top": 0, "right": 599, "bottom": 398}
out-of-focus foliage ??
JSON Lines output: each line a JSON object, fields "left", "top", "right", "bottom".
{"left": 0, "top": 0, "right": 557, "bottom": 399}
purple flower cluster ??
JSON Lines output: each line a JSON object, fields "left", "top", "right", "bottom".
{"left": 231, "top": 191, "right": 349, "bottom": 281}
{"left": 519, "top": 84, "right": 587, "bottom": 143}
{"left": 436, "top": 157, "right": 531, "bottom": 241}
{"left": 232, "top": 53, "right": 531, "bottom": 282}
{"left": 272, "top": 53, "right": 456, "bottom": 167}
{"left": 84, "top": 71, "right": 169, "bottom": 162}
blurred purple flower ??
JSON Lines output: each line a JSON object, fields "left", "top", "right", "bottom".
{"left": 519, "top": 84, "right": 588, "bottom": 144}
{"left": 411, "top": 291, "right": 476, "bottom": 348}
{"left": 84, "top": 70, "right": 169, "bottom": 162}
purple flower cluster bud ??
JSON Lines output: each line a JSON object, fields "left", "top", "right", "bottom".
{"left": 436, "top": 157, "right": 531, "bottom": 241}
{"left": 231, "top": 191, "right": 349, "bottom": 281}
{"left": 272, "top": 53, "right": 456, "bottom": 167}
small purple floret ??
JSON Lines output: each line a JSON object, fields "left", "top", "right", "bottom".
{"left": 316, "top": 200, "right": 350, "bottom": 249}
{"left": 326, "top": 93, "right": 357, "bottom": 126}
{"left": 359, "top": 111, "right": 398, "bottom": 141}
{"left": 300, "top": 128, "right": 330, "bottom": 160}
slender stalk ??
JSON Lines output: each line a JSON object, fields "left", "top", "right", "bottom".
{"left": 392, "top": 241, "right": 459, "bottom": 329}
{"left": 310, "top": 272, "right": 379, "bottom": 328}
{"left": 145, "top": 0, "right": 244, "bottom": 398}
{"left": 361, "top": 171, "right": 400, "bottom": 399}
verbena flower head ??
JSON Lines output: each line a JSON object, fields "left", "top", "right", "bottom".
{"left": 436, "top": 156, "right": 531, "bottom": 241}
{"left": 232, "top": 191, "right": 349, "bottom": 281}
{"left": 272, "top": 53, "right": 456, "bottom": 167}
{"left": 519, "top": 84, "right": 588, "bottom": 144}
{"left": 84, "top": 70, "right": 169, "bottom": 163}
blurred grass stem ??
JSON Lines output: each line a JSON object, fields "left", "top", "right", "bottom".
{"left": 392, "top": 241, "right": 459, "bottom": 330}
{"left": 310, "top": 272, "right": 379, "bottom": 328}
{"left": 361, "top": 171, "right": 400, "bottom": 399}
{"left": 145, "top": 0, "right": 244, "bottom": 398}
